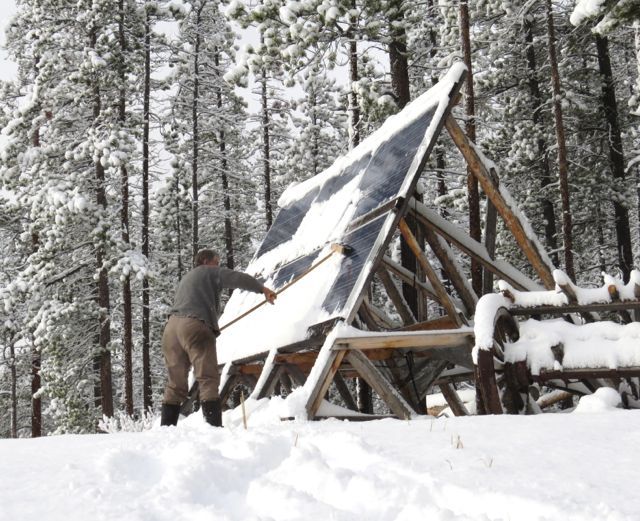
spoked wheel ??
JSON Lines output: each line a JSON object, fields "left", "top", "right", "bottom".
{"left": 475, "top": 307, "right": 534, "bottom": 414}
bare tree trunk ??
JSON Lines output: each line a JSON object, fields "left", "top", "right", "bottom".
{"left": 215, "top": 50, "right": 234, "bottom": 269}
{"left": 261, "top": 66, "right": 272, "bottom": 229}
{"left": 31, "top": 344, "right": 41, "bottom": 437}
{"left": 91, "top": 26, "right": 114, "bottom": 419}
{"left": 595, "top": 34, "right": 633, "bottom": 282}
{"left": 545, "top": 0, "right": 575, "bottom": 280}
{"left": 9, "top": 335, "right": 17, "bottom": 438}
{"left": 31, "top": 117, "right": 42, "bottom": 436}
{"left": 388, "top": 0, "right": 410, "bottom": 109}
{"left": 176, "top": 173, "right": 184, "bottom": 280}
{"left": 460, "top": 0, "right": 482, "bottom": 294}
{"left": 192, "top": 4, "right": 203, "bottom": 262}
{"left": 429, "top": 0, "right": 447, "bottom": 225}
{"left": 141, "top": 8, "right": 152, "bottom": 411}
{"left": 348, "top": 5, "right": 360, "bottom": 149}
{"left": 524, "top": 18, "right": 559, "bottom": 267}
{"left": 118, "top": 0, "right": 133, "bottom": 416}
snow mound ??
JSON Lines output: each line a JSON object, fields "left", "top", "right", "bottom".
{"left": 575, "top": 388, "right": 622, "bottom": 413}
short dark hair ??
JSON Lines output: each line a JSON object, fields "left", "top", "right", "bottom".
{"left": 194, "top": 249, "right": 219, "bottom": 267}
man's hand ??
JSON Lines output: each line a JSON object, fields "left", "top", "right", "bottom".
{"left": 263, "top": 287, "right": 277, "bottom": 304}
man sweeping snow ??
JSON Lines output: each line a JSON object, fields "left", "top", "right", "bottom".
{"left": 160, "top": 249, "right": 277, "bottom": 427}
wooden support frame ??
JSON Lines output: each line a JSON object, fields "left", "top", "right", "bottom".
{"left": 398, "top": 217, "right": 465, "bottom": 327}
{"left": 306, "top": 350, "right": 347, "bottom": 418}
{"left": 382, "top": 255, "right": 440, "bottom": 301}
{"left": 345, "top": 349, "right": 415, "bottom": 419}
{"left": 255, "top": 365, "right": 285, "bottom": 399}
{"left": 444, "top": 115, "right": 555, "bottom": 289}
{"left": 333, "top": 329, "right": 473, "bottom": 350}
{"left": 376, "top": 267, "right": 416, "bottom": 325}
{"left": 420, "top": 219, "right": 477, "bottom": 316}
{"left": 439, "top": 382, "right": 469, "bottom": 416}
{"left": 333, "top": 371, "right": 358, "bottom": 411}
{"left": 409, "top": 199, "right": 541, "bottom": 292}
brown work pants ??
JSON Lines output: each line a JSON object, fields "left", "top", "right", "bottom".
{"left": 162, "top": 316, "right": 219, "bottom": 404}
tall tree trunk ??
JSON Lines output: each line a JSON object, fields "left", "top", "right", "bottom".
{"left": 261, "top": 66, "right": 272, "bottom": 229}
{"left": 428, "top": 0, "right": 447, "bottom": 224}
{"left": 595, "top": 34, "right": 633, "bottom": 282}
{"left": 460, "top": 0, "right": 482, "bottom": 294}
{"left": 545, "top": 0, "right": 575, "bottom": 280}
{"left": 388, "top": 0, "right": 410, "bottom": 109}
{"left": 311, "top": 91, "right": 319, "bottom": 176}
{"left": 9, "top": 335, "right": 17, "bottom": 438}
{"left": 31, "top": 117, "right": 42, "bottom": 436}
{"left": 388, "top": 2, "right": 425, "bottom": 318}
{"left": 524, "top": 18, "right": 559, "bottom": 267}
{"left": 192, "top": 5, "right": 203, "bottom": 262}
{"left": 92, "top": 27, "right": 114, "bottom": 419}
{"left": 215, "top": 50, "right": 234, "bottom": 269}
{"left": 176, "top": 173, "right": 184, "bottom": 280}
{"left": 31, "top": 344, "right": 41, "bottom": 437}
{"left": 348, "top": 3, "right": 360, "bottom": 149}
{"left": 141, "top": 7, "right": 152, "bottom": 411}
{"left": 118, "top": 0, "right": 133, "bottom": 416}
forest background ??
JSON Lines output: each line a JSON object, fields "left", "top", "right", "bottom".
{"left": 0, "top": 0, "right": 638, "bottom": 437}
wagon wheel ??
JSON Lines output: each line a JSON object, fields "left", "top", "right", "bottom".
{"left": 475, "top": 307, "right": 532, "bottom": 414}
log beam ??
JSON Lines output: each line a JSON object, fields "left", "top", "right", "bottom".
{"left": 444, "top": 115, "right": 555, "bottom": 289}
{"left": 345, "top": 349, "right": 415, "bottom": 419}
{"left": 398, "top": 218, "right": 465, "bottom": 326}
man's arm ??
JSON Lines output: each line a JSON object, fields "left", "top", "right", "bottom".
{"left": 219, "top": 268, "right": 277, "bottom": 304}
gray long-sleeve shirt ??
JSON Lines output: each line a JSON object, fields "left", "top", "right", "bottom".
{"left": 169, "top": 266, "right": 264, "bottom": 334}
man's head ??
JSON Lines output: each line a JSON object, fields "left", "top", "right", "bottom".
{"left": 194, "top": 249, "right": 220, "bottom": 267}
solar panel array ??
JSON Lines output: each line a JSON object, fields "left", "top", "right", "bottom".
{"left": 217, "top": 64, "right": 466, "bottom": 363}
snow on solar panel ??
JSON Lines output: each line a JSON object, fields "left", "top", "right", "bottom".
{"left": 216, "top": 63, "right": 466, "bottom": 364}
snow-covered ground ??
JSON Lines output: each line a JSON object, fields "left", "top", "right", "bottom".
{"left": 1, "top": 393, "right": 637, "bottom": 521}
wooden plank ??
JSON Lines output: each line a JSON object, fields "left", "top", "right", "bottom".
{"left": 398, "top": 218, "right": 465, "bottom": 327}
{"left": 376, "top": 267, "right": 416, "bottom": 325}
{"left": 345, "top": 349, "right": 415, "bottom": 419}
{"left": 275, "top": 352, "right": 318, "bottom": 365}
{"left": 362, "top": 298, "right": 400, "bottom": 329}
{"left": 382, "top": 255, "right": 440, "bottom": 301}
{"left": 282, "top": 363, "right": 307, "bottom": 387}
{"left": 399, "top": 316, "right": 459, "bottom": 331}
{"left": 532, "top": 367, "right": 640, "bottom": 381}
{"left": 306, "top": 350, "right": 347, "bottom": 418}
{"left": 409, "top": 198, "right": 541, "bottom": 292}
{"left": 345, "top": 198, "right": 401, "bottom": 233}
{"left": 333, "top": 371, "right": 358, "bottom": 411}
{"left": 421, "top": 221, "right": 477, "bottom": 316}
{"left": 439, "top": 382, "right": 469, "bottom": 416}
{"left": 509, "top": 301, "right": 640, "bottom": 316}
{"left": 255, "top": 365, "right": 285, "bottom": 400}
{"left": 444, "top": 115, "right": 555, "bottom": 289}
{"left": 333, "top": 329, "right": 474, "bottom": 350}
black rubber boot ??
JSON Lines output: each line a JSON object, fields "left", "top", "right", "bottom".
{"left": 160, "top": 403, "right": 181, "bottom": 426}
{"left": 201, "top": 400, "right": 222, "bottom": 427}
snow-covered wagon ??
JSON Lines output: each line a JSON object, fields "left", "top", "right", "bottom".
{"left": 183, "top": 63, "right": 640, "bottom": 420}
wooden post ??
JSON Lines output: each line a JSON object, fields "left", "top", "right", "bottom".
{"left": 376, "top": 268, "right": 416, "bottom": 325}
{"left": 306, "top": 350, "right": 347, "bottom": 418}
{"left": 420, "top": 222, "right": 477, "bottom": 316}
{"left": 398, "top": 218, "right": 465, "bottom": 327}
{"left": 439, "top": 382, "right": 469, "bottom": 416}
{"left": 345, "top": 349, "right": 415, "bottom": 419}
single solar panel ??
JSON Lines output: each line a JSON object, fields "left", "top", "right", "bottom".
{"left": 217, "top": 64, "right": 466, "bottom": 364}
